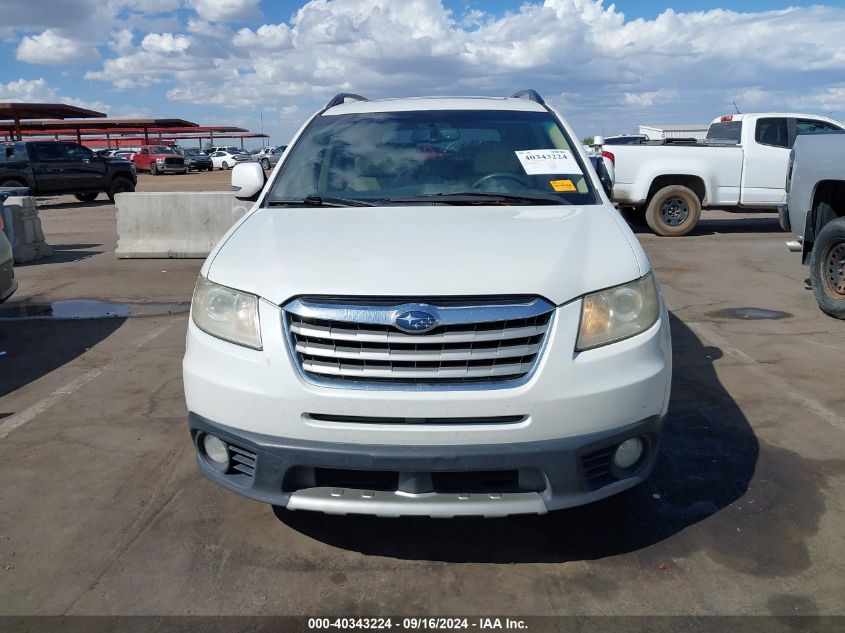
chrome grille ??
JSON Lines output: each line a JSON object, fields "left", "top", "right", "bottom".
{"left": 283, "top": 297, "right": 555, "bottom": 388}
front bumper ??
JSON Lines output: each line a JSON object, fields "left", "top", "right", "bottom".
{"left": 778, "top": 203, "right": 791, "bottom": 232}
{"left": 190, "top": 412, "right": 664, "bottom": 516}
{"left": 155, "top": 163, "right": 188, "bottom": 174}
{"left": 0, "top": 257, "right": 16, "bottom": 303}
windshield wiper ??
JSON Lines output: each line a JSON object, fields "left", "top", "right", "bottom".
{"left": 378, "top": 192, "right": 568, "bottom": 205}
{"left": 267, "top": 195, "right": 375, "bottom": 207}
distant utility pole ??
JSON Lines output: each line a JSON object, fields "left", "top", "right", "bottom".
{"left": 260, "top": 111, "right": 265, "bottom": 146}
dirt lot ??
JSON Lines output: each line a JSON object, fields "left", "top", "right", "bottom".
{"left": 0, "top": 171, "right": 843, "bottom": 620}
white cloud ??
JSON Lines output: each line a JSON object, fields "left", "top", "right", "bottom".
{"left": 624, "top": 89, "right": 680, "bottom": 108}
{"left": 141, "top": 32, "right": 192, "bottom": 54}
{"left": 187, "top": 19, "right": 232, "bottom": 39}
{"left": 189, "top": 0, "right": 261, "bottom": 22}
{"left": 16, "top": 29, "right": 99, "bottom": 64}
{"left": 109, "top": 29, "right": 135, "bottom": 55}
{"left": 70, "top": 0, "right": 845, "bottom": 139}
{"left": 233, "top": 23, "right": 291, "bottom": 49}
{"left": 0, "top": 77, "right": 58, "bottom": 102}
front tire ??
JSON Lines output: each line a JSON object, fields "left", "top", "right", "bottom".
{"left": 107, "top": 177, "right": 135, "bottom": 202}
{"left": 222, "top": 161, "right": 230, "bottom": 170}
{"left": 809, "top": 216, "right": 845, "bottom": 319}
{"left": 150, "top": 163, "right": 158, "bottom": 176}
{"left": 645, "top": 185, "right": 701, "bottom": 237}
{"left": 0, "top": 179, "right": 26, "bottom": 189}
{"left": 75, "top": 192, "right": 99, "bottom": 202}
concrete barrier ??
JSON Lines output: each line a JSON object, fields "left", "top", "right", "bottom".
{"left": 1, "top": 195, "right": 53, "bottom": 264}
{"left": 115, "top": 192, "right": 251, "bottom": 258}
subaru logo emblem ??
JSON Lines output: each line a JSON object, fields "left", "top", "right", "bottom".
{"left": 394, "top": 310, "right": 439, "bottom": 333}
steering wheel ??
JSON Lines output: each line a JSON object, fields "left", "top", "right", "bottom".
{"left": 471, "top": 172, "right": 530, "bottom": 190}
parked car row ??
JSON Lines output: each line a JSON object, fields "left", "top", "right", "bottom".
{"left": 92, "top": 145, "right": 288, "bottom": 174}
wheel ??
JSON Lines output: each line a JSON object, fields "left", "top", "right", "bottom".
{"left": 206, "top": 166, "right": 213, "bottom": 172}
{"left": 150, "top": 163, "right": 158, "bottom": 176}
{"left": 222, "top": 161, "right": 230, "bottom": 170}
{"left": 809, "top": 216, "right": 845, "bottom": 319}
{"left": 0, "top": 179, "right": 26, "bottom": 189}
{"left": 260, "top": 158, "right": 270, "bottom": 170}
{"left": 620, "top": 206, "right": 647, "bottom": 225}
{"left": 107, "top": 177, "right": 135, "bottom": 202}
{"left": 645, "top": 185, "right": 701, "bottom": 236}
{"left": 74, "top": 192, "right": 98, "bottom": 202}
{"left": 471, "top": 172, "right": 530, "bottom": 190}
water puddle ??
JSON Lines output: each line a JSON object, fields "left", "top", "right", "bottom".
{"left": 707, "top": 307, "right": 792, "bottom": 320}
{"left": 0, "top": 299, "right": 190, "bottom": 320}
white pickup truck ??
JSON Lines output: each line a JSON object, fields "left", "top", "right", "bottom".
{"left": 609, "top": 113, "right": 843, "bottom": 236}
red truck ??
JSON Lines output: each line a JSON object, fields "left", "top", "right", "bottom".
{"left": 133, "top": 145, "right": 188, "bottom": 175}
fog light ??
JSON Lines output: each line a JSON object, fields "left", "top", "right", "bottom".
{"left": 613, "top": 437, "right": 644, "bottom": 469}
{"left": 202, "top": 434, "right": 230, "bottom": 467}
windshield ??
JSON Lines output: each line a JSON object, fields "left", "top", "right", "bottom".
{"left": 184, "top": 149, "right": 205, "bottom": 156}
{"left": 706, "top": 121, "right": 742, "bottom": 143}
{"left": 151, "top": 146, "right": 176, "bottom": 154}
{"left": 267, "top": 110, "right": 597, "bottom": 205}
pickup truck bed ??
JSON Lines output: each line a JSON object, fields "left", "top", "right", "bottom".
{"left": 609, "top": 113, "right": 843, "bottom": 236}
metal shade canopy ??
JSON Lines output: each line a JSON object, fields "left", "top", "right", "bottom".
{"left": 0, "top": 103, "right": 107, "bottom": 141}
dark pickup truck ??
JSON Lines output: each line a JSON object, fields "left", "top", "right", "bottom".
{"left": 0, "top": 141, "right": 137, "bottom": 202}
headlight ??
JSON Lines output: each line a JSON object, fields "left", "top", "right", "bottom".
{"left": 191, "top": 276, "right": 262, "bottom": 349}
{"left": 156, "top": 158, "right": 165, "bottom": 164}
{"left": 576, "top": 273, "right": 660, "bottom": 351}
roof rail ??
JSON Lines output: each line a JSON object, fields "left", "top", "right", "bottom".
{"left": 510, "top": 89, "right": 546, "bottom": 106}
{"left": 325, "top": 93, "right": 368, "bottom": 109}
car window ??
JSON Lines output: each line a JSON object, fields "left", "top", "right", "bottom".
{"left": 755, "top": 118, "right": 789, "bottom": 148}
{"left": 796, "top": 119, "right": 842, "bottom": 135}
{"left": 62, "top": 144, "right": 93, "bottom": 160}
{"left": 268, "top": 109, "right": 597, "bottom": 205}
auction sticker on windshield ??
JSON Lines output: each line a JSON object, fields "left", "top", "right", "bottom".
{"left": 515, "top": 149, "right": 581, "bottom": 175}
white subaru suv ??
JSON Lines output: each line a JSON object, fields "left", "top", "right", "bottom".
{"left": 183, "top": 90, "right": 672, "bottom": 518}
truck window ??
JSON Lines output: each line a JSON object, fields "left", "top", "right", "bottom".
{"left": 2, "top": 143, "right": 28, "bottom": 162}
{"left": 755, "top": 118, "right": 788, "bottom": 148}
{"left": 706, "top": 121, "right": 742, "bottom": 143}
{"left": 796, "top": 119, "right": 843, "bottom": 135}
{"left": 62, "top": 144, "right": 93, "bottom": 160}
{"left": 31, "top": 143, "right": 64, "bottom": 162}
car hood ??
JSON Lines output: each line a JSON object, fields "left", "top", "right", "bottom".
{"left": 206, "top": 205, "right": 646, "bottom": 306}
{"left": 188, "top": 155, "right": 211, "bottom": 160}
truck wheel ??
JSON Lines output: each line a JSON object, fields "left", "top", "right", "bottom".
{"left": 620, "top": 206, "right": 647, "bottom": 225}
{"left": 809, "top": 216, "right": 845, "bottom": 319}
{"left": 107, "top": 177, "right": 135, "bottom": 202}
{"left": 0, "top": 179, "right": 25, "bottom": 189}
{"left": 75, "top": 193, "right": 99, "bottom": 202}
{"left": 150, "top": 163, "right": 158, "bottom": 176}
{"left": 260, "top": 158, "right": 270, "bottom": 170}
{"left": 645, "top": 185, "right": 701, "bottom": 237}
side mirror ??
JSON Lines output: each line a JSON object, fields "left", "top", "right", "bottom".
{"left": 232, "top": 162, "right": 266, "bottom": 201}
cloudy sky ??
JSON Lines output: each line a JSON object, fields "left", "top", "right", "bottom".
{"left": 1, "top": 0, "right": 845, "bottom": 146}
